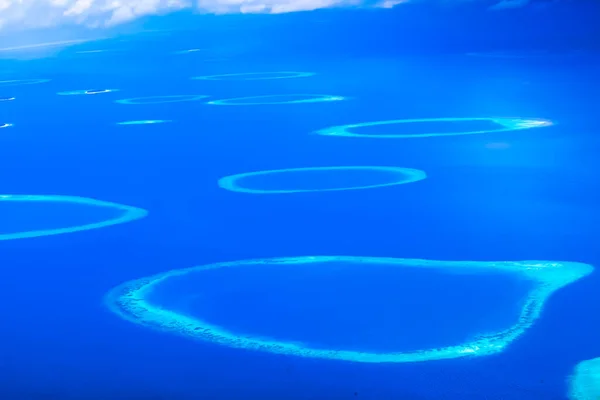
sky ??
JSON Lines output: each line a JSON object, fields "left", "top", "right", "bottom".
{"left": 0, "top": 0, "right": 542, "bottom": 32}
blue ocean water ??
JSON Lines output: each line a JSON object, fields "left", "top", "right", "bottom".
{"left": 1, "top": 4, "right": 600, "bottom": 399}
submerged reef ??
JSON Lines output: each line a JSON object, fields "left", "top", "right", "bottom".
{"left": 0, "top": 195, "right": 147, "bottom": 240}
{"left": 75, "top": 50, "right": 111, "bottom": 54}
{"left": 57, "top": 89, "right": 118, "bottom": 95}
{"left": 116, "top": 120, "right": 171, "bottom": 125}
{"left": 0, "top": 79, "right": 50, "bottom": 87}
{"left": 315, "top": 117, "right": 553, "bottom": 139}
{"left": 115, "top": 95, "right": 209, "bottom": 105}
{"left": 105, "top": 256, "right": 592, "bottom": 363}
{"left": 217, "top": 166, "right": 427, "bottom": 194}
{"left": 207, "top": 94, "right": 346, "bottom": 106}
{"left": 174, "top": 49, "right": 206, "bottom": 54}
{"left": 0, "top": 123, "right": 13, "bottom": 128}
{"left": 569, "top": 357, "right": 600, "bottom": 400}
{"left": 192, "top": 71, "right": 315, "bottom": 81}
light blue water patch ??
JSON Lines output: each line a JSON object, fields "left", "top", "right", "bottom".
{"left": 57, "top": 89, "right": 119, "bottom": 95}
{"left": 207, "top": 94, "right": 346, "bottom": 106}
{"left": 116, "top": 120, "right": 171, "bottom": 126}
{"left": 315, "top": 117, "right": 553, "bottom": 139}
{"left": 115, "top": 95, "right": 209, "bottom": 105}
{"left": 0, "top": 195, "right": 147, "bottom": 240}
{"left": 105, "top": 256, "right": 593, "bottom": 364}
{"left": 191, "top": 71, "right": 315, "bottom": 81}
{"left": 217, "top": 166, "right": 427, "bottom": 194}
{"left": 0, "top": 79, "right": 50, "bottom": 87}
{"left": 569, "top": 357, "right": 600, "bottom": 400}
{"left": 0, "top": 96, "right": 15, "bottom": 102}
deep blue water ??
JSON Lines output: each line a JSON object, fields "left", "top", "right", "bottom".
{"left": 149, "top": 261, "right": 533, "bottom": 353}
{"left": 1, "top": 7, "right": 600, "bottom": 400}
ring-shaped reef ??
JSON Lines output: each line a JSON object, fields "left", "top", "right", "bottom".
{"left": 117, "top": 119, "right": 171, "bottom": 125}
{"left": 0, "top": 79, "right": 50, "bottom": 87}
{"left": 217, "top": 166, "right": 427, "bottom": 194}
{"left": 192, "top": 71, "right": 314, "bottom": 81}
{"left": 207, "top": 94, "right": 346, "bottom": 106}
{"left": 0, "top": 194, "right": 147, "bottom": 240}
{"left": 105, "top": 256, "right": 593, "bottom": 364}
{"left": 57, "top": 89, "right": 118, "bottom": 96}
{"left": 115, "top": 95, "right": 209, "bottom": 105}
{"left": 569, "top": 357, "right": 600, "bottom": 400}
{"left": 315, "top": 117, "right": 553, "bottom": 139}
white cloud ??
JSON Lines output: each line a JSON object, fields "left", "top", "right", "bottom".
{"left": 0, "top": 0, "right": 555, "bottom": 32}
{"left": 0, "top": 0, "right": 191, "bottom": 30}
{"left": 0, "top": 0, "right": 410, "bottom": 30}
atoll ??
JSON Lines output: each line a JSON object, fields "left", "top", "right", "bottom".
{"left": 207, "top": 94, "right": 346, "bottom": 106}
{"left": 0, "top": 79, "right": 50, "bottom": 87}
{"left": 0, "top": 194, "right": 148, "bottom": 240}
{"left": 115, "top": 95, "right": 209, "bottom": 105}
{"left": 57, "top": 89, "right": 118, "bottom": 96}
{"left": 116, "top": 120, "right": 171, "bottom": 125}
{"left": 105, "top": 256, "right": 592, "bottom": 363}
{"left": 174, "top": 49, "right": 206, "bottom": 54}
{"left": 192, "top": 71, "right": 315, "bottom": 81}
{"left": 217, "top": 166, "right": 427, "bottom": 194}
{"left": 315, "top": 117, "right": 553, "bottom": 139}
{"left": 569, "top": 357, "right": 600, "bottom": 400}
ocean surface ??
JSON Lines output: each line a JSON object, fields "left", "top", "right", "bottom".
{"left": 1, "top": 6, "right": 599, "bottom": 399}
